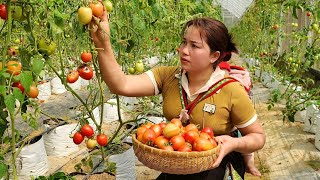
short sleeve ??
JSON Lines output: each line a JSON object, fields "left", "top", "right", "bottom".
{"left": 226, "top": 83, "right": 256, "bottom": 127}
{"left": 151, "top": 66, "right": 180, "bottom": 93}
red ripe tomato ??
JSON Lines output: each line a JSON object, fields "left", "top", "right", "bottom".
{"left": 183, "top": 130, "right": 199, "bottom": 145}
{"left": 184, "top": 123, "right": 199, "bottom": 132}
{"left": 12, "top": 82, "right": 24, "bottom": 93}
{"left": 158, "top": 122, "right": 167, "bottom": 130}
{"left": 154, "top": 136, "right": 169, "bottom": 149}
{"left": 97, "top": 134, "right": 108, "bottom": 146}
{"left": 162, "top": 123, "right": 180, "bottom": 139}
{"left": 137, "top": 126, "right": 148, "bottom": 137}
{"left": 78, "top": 64, "right": 93, "bottom": 80}
{"left": 0, "top": 4, "right": 7, "bottom": 20}
{"left": 86, "top": 139, "right": 97, "bottom": 149}
{"left": 170, "top": 135, "right": 185, "bottom": 151}
{"left": 307, "top": 12, "right": 312, "bottom": 17}
{"left": 193, "top": 137, "right": 214, "bottom": 151}
{"left": 67, "top": 70, "right": 79, "bottom": 83}
{"left": 81, "top": 52, "right": 92, "bottom": 63}
{"left": 150, "top": 124, "right": 162, "bottom": 137}
{"left": 141, "top": 128, "right": 157, "bottom": 146}
{"left": 26, "top": 85, "right": 39, "bottom": 98}
{"left": 170, "top": 118, "right": 182, "bottom": 128}
{"left": 201, "top": 127, "right": 214, "bottom": 138}
{"left": 90, "top": 2, "right": 104, "bottom": 18}
{"left": 178, "top": 143, "right": 192, "bottom": 152}
{"left": 161, "top": 145, "right": 174, "bottom": 151}
{"left": 73, "top": 132, "right": 84, "bottom": 145}
{"left": 6, "top": 60, "right": 22, "bottom": 75}
{"left": 81, "top": 124, "right": 94, "bottom": 138}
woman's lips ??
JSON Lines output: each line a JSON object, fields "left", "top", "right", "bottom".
{"left": 180, "top": 57, "right": 189, "bottom": 62}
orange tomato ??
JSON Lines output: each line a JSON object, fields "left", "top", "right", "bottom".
{"left": 162, "top": 123, "right": 180, "bottom": 139}
{"left": 6, "top": 60, "right": 21, "bottom": 75}
{"left": 26, "top": 84, "right": 39, "bottom": 98}
{"left": 90, "top": 2, "right": 104, "bottom": 18}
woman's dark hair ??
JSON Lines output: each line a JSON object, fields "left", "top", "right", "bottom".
{"left": 181, "top": 17, "right": 238, "bottom": 66}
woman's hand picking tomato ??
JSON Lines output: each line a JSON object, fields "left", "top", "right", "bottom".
{"left": 89, "top": 11, "right": 111, "bottom": 50}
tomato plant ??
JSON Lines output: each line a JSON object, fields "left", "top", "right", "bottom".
{"left": 78, "top": 64, "right": 93, "bottom": 80}
{"left": 104, "top": 0, "right": 113, "bottom": 12}
{"left": 6, "top": 60, "right": 21, "bottom": 75}
{"left": 11, "top": 6, "right": 22, "bottom": 21}
{"left": 73, "top": 132, "right": 84, "bottom": 145}
{"left": 78, "top": 7, "right": 92, "bottom": 25}
{"left": 96, "top": 134, "right": 108, "bottom": 146}
{"left": 26, "top": 84, "right": 39, "bottom": 98}
{"left": 67, "top": 70, "right": 79, "bottom": 83}
{"left": 135, "top": 61, "right": 144, "bottom": 73}
{"left": 90, "top": 2, "right": 104, "bottom": 18}
{"left": 86, "top": 139, "right": 97, "bottom": 149}
{"left": 0, "top": 4, "right": 7, "bottom": 20}
{"left": 12, "top": 82, "right": 24, "bottom": 93}
{"left": 80, "top": 124, "right": 94, "bottom": 138}
{"left": 81, "top": 52, "right": 92, "bottom": 63}
{"left": 7, "top": 46, "right": 18, "bottom": 56}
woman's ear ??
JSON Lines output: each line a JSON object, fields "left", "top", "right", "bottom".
{"left": 210, "top": 51, "right": 221, "bottom": 63}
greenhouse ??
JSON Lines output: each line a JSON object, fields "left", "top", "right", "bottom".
{"left": 0, "top": 0, "right": 319, "bottom": 179}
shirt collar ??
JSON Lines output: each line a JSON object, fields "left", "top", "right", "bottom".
{"left": 178, "top": 67, "right": 226, "bottom": 101}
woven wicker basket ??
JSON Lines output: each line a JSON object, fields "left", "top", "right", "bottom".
{"left": 132, "top": 134, "right": 221, "bottom": 175}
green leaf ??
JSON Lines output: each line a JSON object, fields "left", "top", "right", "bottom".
{"left": 0, "top": 86, "right": 6, "bottom": 95}
{"left": 4, "top": 94, "right": 15, "bottom": 116}
{"left": 0, "top": 162, "right": 8, "bottom": 179}
{"left": 31, "top": 57, "right": 45, "bottom": 76}
{"left": 13, "top": 88, "right": 24, "bottom": 103}
{"left": 126, "top": 40, "right": 135, "bottom": 53}
{"left": 53, "top": 10, "right": 65, "bottom": 29}
{"left": 20, "top": 71, "right": 33, "bottom": 93}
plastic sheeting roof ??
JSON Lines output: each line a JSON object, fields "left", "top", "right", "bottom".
{"left": 219, "top": 0, "right": 254, "bottom": 18}
{"left": 213, "top": 0, "right": 254, "bottom": 28}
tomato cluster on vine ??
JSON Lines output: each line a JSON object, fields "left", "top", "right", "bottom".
{"left": 136, "top": 118, "right": 217, "bottom": 152}
{"left": 66, "top": 52, "right": 94, "bottom": 84}
{"left": 77, "top": 1, "right": 113, "bottom": 25}
{"left": 72, "top": 124, "right": 108, "bottom": 149}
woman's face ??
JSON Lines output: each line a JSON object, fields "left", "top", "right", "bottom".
{"left": 179, "top": 25, "right": 217, "bottom": 73}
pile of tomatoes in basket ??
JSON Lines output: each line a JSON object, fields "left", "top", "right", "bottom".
{"left": 136, "top": 118, "right": 218, "bottom": 152}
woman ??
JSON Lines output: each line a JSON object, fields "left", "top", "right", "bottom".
{"left": 90, "top": 10, "right": 265, "bottom": 179}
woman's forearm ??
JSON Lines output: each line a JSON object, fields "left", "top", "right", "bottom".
{"left": 234, "top": 133, "right": 266, "bottom": 154}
